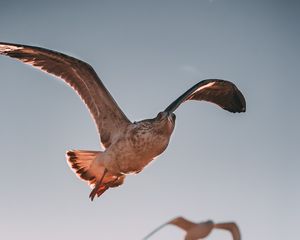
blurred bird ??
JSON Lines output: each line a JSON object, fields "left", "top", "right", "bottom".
{"left": 0, "top": 42, "right": 246, "bottom": 200}
{"left": 143, "top": 216, "right": 241, "bottom": 240}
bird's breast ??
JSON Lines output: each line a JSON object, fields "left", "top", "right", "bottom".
{"left": 131, "top": 129, "right": 170, "bottom": 157}
{"left": 109, "top": 126, "right": 171, "bottom": 174}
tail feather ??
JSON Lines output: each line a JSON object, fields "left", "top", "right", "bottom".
{"left": 66, "top": 150, "right": 100, "bottom": 183}
{"left": 66, "top": 150, "right": 126, "bottom": 200}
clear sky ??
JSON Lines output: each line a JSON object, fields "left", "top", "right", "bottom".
{"left": 0, "top": 0, "right": 299, "bottom": 239}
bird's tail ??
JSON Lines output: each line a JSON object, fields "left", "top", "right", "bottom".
{"left": 66, "top": 150, "right": 101, "bottom": 185}
{"left": 66, "top": 150, "right": 125, "bottom": 200}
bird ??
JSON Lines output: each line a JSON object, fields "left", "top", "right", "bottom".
{"left": 0, "top": 42, "right": 246, "bottom": 201}
{"left": 143, "top": 216, "right": 241, "bottom": 240}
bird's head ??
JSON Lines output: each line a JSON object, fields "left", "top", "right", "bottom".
{"left": 153, "top": 111, "right": 176, "bottom": 134}
{"left": 155, "top": 111, "right": 176, "bottom": 124}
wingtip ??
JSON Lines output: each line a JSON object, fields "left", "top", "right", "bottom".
{"left": 238, "top": 102, "right": 246, "bottom": 113}
{"left": 235, "top": 105, "right": 246, "bottom": 113}
{"left": 224, "top": 105, "right": 246, "bottom": 113}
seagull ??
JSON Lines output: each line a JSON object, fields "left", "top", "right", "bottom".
{"left": 0, "top": 42, "right": 246, "bottom": 201}
{"left": 143, "top": 216, "right": 241, "bottom": 240}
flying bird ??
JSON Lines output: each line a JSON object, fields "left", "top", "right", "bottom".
{"left": 143, "top": 216, "right": 241, "bottom": 240}
{"left": 0, "top": 42, "right": 246, "bottom": 201}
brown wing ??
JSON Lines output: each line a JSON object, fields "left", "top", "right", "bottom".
{"left": 169, "top": 216, "right": 197, "bottom": 231}
{"left": 142, "top": 216, "right": 196, "bottom": 240}
{"left": 164, "top": 79, "right": 246, "bottom": 113}
{"left": 0, "top": 42, "right": 131, "bottom": 148}
{"left": 214, "top": 222, "right": 241, "bottom": 240}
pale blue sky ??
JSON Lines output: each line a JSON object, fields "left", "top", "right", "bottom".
{"left": 0, "top": 0, "right": 299, "bottom": 239}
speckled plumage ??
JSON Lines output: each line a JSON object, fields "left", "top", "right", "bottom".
{"left": 0, "top": 42, "right": 246, "bottom": 200}
{"left": 103, "top": 113, "right": 175, "bottom": 175}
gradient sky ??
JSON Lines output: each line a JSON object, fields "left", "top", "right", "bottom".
{"left": 0, "top": 0, "right": 299, "bottom": 239}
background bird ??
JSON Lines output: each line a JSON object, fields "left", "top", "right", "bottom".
{"left": 143, "top": 216, "right": 241, "bottom": 240}
{"left": 0, "top": 42, "right": 246, "bottom": 200}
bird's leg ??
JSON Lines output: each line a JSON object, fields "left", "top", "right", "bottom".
{"left": 107, "top": 176, "right": 120, "bottom": 187}
{"left": 89, "top": 168, "right": 108, "bottom": 201}
{"left": 96, "top": 176, "right": 120, "bottom": 197}
{"left": 95, "top": 185, "right": 109, "bottom": 198}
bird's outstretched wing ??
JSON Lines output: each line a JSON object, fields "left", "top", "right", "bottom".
{"left": 214, "top": 222, "right": 241, "bottom": 240}
{"left": 0, "top": 42, "right": 131, "bottom": 148}
{"left": 169, "top": 216, "right": 196, "bottom": 231}
{"left": 164, "top": 79, "right": 246, "bottom": 113}
{"left": 142, "top": 216, "right": 195, "bottom": 239}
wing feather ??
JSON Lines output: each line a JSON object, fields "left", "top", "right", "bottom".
{"left": 169, "top": 216, "right": 196, "bottom": 231}
{"left": 164, "top": 79, "right": 246, "bottom": 113}
{"left": 214, "top": 222, "right": 241, "bottom": 240}
{"left": 0, "top": 42, "right": 131, "bottom": 148}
